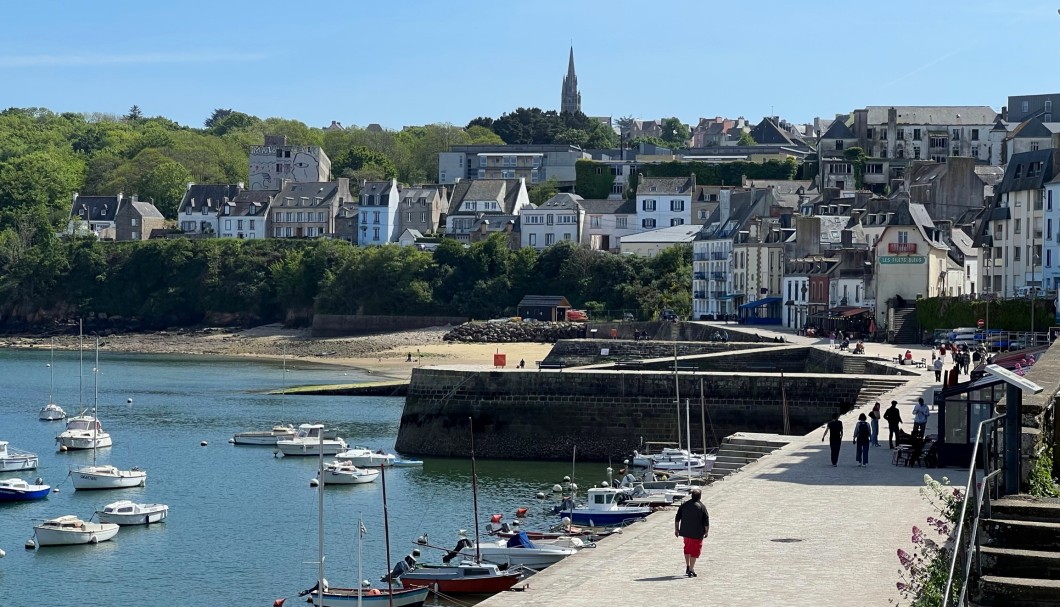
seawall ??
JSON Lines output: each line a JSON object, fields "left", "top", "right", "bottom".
{"left": 311, "top": 314, "right": 465, "bottom": 337}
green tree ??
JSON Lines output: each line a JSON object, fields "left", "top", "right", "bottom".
{"left": 0, "top": 150, "right": 86, "bottom": 216}
{"left": 332, "top": 146, "right": 397, "bottom": 182}
{"left": 137, "top": 158, "right": 192, "bottom": 217}
{"left": 465, "top": 125, "right": 504, "bottom": 145}
{"left": 528, "top": 179, "right": 559, "bottom": 206}
{"left": 843, "top": 147, "right": 867, "bottom": 189}
{"left": 123, "top": 105, "right": 144, "bottom": 122}
{"left": 660, "top": 117, "right": 690, "bottom": 147}
{"left": 737, "top": 132, "right": 757, "bottom": 146}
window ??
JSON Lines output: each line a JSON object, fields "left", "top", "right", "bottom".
{"left": 898, "top": 230, "right": 909, "bottom": 244}
{"left": 1049, "top": 190, "right": 1054, "bottom": 211}
{"left": 546, "top": 214, "right": 554, "bottom": 225}
{"left": 612, "top": 184, "right": 624, "bottom": 194}
{"left": 880, "top": 130, "right": 888, "bottom": 141}
{"left": 642, "top": 199, "right": 656, "bottom": 212}
{"left": 202, "top": 206, "right": 209, "bottom": 215}
{"left": 866, "top": 128, "right": 874, "bottom": 139}
{"left": 1022, "top": 101, "right": 1030, "bottom": 113}
{"left": 563, "top": 233, "right": 571, "bottom": 241}
{"left": 865, "top": 163, "right": 883, "bottom": 174}
{"left": 305, "top": 227, "right": 315, "bottom": 237}
{"left": 131, "top": 231, "right": 139, "bottom": 239}
{"left": 237, "top": 220, "right": 243, "bottom": 230}
{"left": 1048, "top": 250, "right": 1053, "bottom": 268}
{"left": 896, "top": 129, "right": 904, "bottom": 140}
{"left": 952, "top": 129, "right": 960, "bottom": 140}
{"left": 361, "top": 213, "right": 367, "bottom": 225}
{"left": 131, "top": 218, "right": 139, "bottom": 226}
{"left": 296, "top": 212, "right": 304, "bottom": 222}
{"left": 1014, "top": 247, "right": 1021, "bottom": 262}
{"left": 525, "top": 215, "right": 543, "bottom": 225}
{"left": 407, "top": 212, "right": 413, "bottom": 222}
{"left": 698, "top": 210, "right": 707, "bottom": 220}
{"left": 1031, "top": 142, "right": 1040, "bottom": 152}
{"left": 249, "top": 220, "right": 255, "bottom": 230}
{"left": 318, "top": 212, "right": 324, "bottom": 222}
{"left": 300, "top": 197, "right": 309, "bottom": 206}
{"left": 913, "top": 147, "right": 921, "bottom": 160}
{"left": 951, "top": 146, "right": 959, "bottom": 156}
{"left": 373, "top": 227, "right": 380, "bottom": 241}
{"left": 913, "top": 129, "right": 921, "bottom": 141}
{"left": 546, "top": 233, "right": 555, "bottom": 246}
{"left": 670, "top": 200, "right": 684, "bottom": 211}
{"left": 421, "top": 212, "right": 427, "bottom": 222}
{"left": 642, "top": 218, "right": 657, "bottom": 229}
{"left": 528, "top": 233, "right": 537, "bottom": 246}
{"left": 671, "top": 218, "right": 684, "bottom": 226}
{"left": 616, "top": 217, "right": 627, "bottom": 229}
{"left": 373, "top": 211, "right": 380, "bottom": 224}
{"left": 591, "top": 216, "right": 601, "bottom": 228}
{"left": 930, "top": 136, "right": 946, "bottom": 148}
{"left": 1015, "top": 218, "right": 1022, "bottom": 234}
{"left": 971, "top": 129, "right": 979, "bottom": 141}
{"left": 479, "top": 156, "right": 487, "bottom": 167}
{"left": 835, "top": 139, "right": 844, "bottom": 150}
{"left": 285, "top": 227, "right": 293, "bottom": 237}
{"left": 274, "top": 227, "right": 282, "bottom": 237}
{"left": 1047, "top": 100, "right": 1054, "bottom": 112}
{"left": 1015, "top": 165, "right": 1023, "bottom": 179}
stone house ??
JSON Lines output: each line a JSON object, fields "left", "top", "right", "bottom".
{"left": 219, "top": 190, "right": 274, "bottom": 239}
{"left": 395, "top": 185, "right": 448, "bottom": 237}
{"left": 268, "top": 178, "right": 353, "bottom": 239}
{"left": 69, "top": 193, "right": 123, "bottom": 239}
{"left": 635, "top": 175, "right": 695, "bottom": 230}
{"left": 114, "top": 199, "right": 165, "bottom": 241}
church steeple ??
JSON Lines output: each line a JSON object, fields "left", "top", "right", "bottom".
{"left": 561, "top": 46, "right": 581, "bottom": 115}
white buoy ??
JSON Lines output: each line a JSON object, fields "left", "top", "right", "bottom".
{"left": 600, "top": 481, "right": 608, "bottom": 487}
{"left": 25, "top": 539, "right": 35, "bottom": 550}
{"left": 563, "top": 476, "right": 571, "bottom": 482}
{"left": 58, "top": 445, "right": 67, "bottom": 452}
{"left": 535, "top": 492, "right": 546, "bottom": 499}
{"left": 309, "top": 478, "right": 320, "bottom": 487}
{"left": 200, "top": 440, "right": 208, "bottom": 447}
{"left": 228, "top": 438, "right": 235, "bottom": 444}
{"left": 127, "top": 398, "right": 133, "bottom": 404}
{"left": 552, "top": 484, "right": 562, "bottom": 492}
{"left": 0, "top": 548, "right": 6, "bottom": 558}
{"left": 52, "top": 487, "right": 60, "bottom": 493}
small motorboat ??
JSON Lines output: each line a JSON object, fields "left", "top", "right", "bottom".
{"left": 71, "top": 465, "right": 147, "bottom": 490}
{"left": 335, "top": 447, "right": 396, "bottom": 467}
{"left": 232, "top": 424, "right": 296, "bottom": 446}
{"left": 276, "top": 424, "right": 348, "bottom": 456}
{"left": 397, "top": 561, "right": 523, "bottom": 595}
{"left": 0, "top": 441, "right": 38, "bottom": 472}
{"left": 303, "top": 582, "right": 429, "bottom": 607}
{"left": 39, "top": 403, "right": 67, "bottom": 421}
{"left": 467, "top": 532, "right": 577, "bottom": 569}
{"left": 314, "top": 461, "right": 380, "bottom": 485}
{"left": 97, "top": 500, "right": 168, "bottom": 525}
{"left": 56, "top": 413, "right": 112, "bottom": 451}
{"left": 0, "top": 478, "right": 51, "bottom": 502}
{"left": 554, "top": 487, "right": 652, "bottom": 526}
{"left": 33, "top": 515, "right": 119, "bottom": 547}
{"left": 391, "top": 458, "right": 424, "bottom": 468}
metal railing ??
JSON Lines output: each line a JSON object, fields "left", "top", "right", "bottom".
{"left": 942, "top": 412, "right": 1006, "bottom": 606}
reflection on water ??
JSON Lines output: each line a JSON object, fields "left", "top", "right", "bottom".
{"left": 0, "top": 349, "right": 592, "bottom": 605}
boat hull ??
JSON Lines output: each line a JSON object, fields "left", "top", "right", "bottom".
{"left": 335, "top": 454, "right": 395, "bottom": 467}
{"left": 474, "top": 546, "right": 576, "bottom": 569}
{"left": 39, "top": 408, "right": 66, "bottom": 421}
{"left": 58, "top": 434, "right": 113, "bottom": 450}
{"left": 34, "top": 524, "right": 119, "bottom": 546}
{"left": 277, "top": 441, "right": 347, "bottom": 456}
{"left": 71, "top": 469, "right": 147, "bottom": 490}
{"left": 98, "top": 507, "right": 167, "bottom": 525}
{"left": 310, "top": 587, "right": 429, "bottom": 607}
{"left": 0, "top": 456, "right": 38, "bottom": 472}
{"left": 399, "top": 572, "right": 521, "bottom": 595}
{"left": 561, "top": 509, "right": 651, "bottom": 526}
{"left": 319, "top": 469, "right": 379, "bottom": 485}
{"left": 0, "top": 487, "right": 50, "bottom": 502}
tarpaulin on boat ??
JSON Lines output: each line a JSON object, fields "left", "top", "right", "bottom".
{"left": 505, "top": 531, "right": 536, "bottom": 549}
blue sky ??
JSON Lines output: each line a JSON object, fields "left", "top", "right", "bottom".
{"left": 2, "top": 0, "right": 1058, "bottom": 130}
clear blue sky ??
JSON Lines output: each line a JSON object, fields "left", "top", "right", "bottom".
{"left": 2, "top": 0, "right": 1058, "bottom": 130}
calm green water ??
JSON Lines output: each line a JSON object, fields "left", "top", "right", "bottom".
{"left": 0, "top": 349, "right": 586, "bottom": 605}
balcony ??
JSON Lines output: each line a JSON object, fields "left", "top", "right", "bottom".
{"left": 711, "top": 272, "right": 727, "bottom": 280}
{"left": 693, "top": 254, "right": 708, "bottom": 261}
{"left": 711, "top": 252, "right": 728, "bottom": 260}
{"left": 693, "top": 291, "right": 706, "bottom": 299}
{"left": 693, "top": 272, "right": 706, "bottom": 280}
{"left": 888, "top": 243, "right": 917, "bottom": 254}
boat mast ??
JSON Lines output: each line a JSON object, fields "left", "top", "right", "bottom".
{"left": 281, "top": 345, "right": 287, "bottom": 423}
{"left": 685, "top": 398, "right": 692, "bottom": 479}
{"left": 357, "top": 513, "right": 364, "bottom": 607}
{"left": 78, "top": 319, "right": 83, "bottom": 412}
{"left": 48, "top": 338, "right": 55, "bottom": 404}
{"left": 317, "top": 425, "right": 325, "bottom": 607}
{"left": 381, "top": 463, "right": 395, "bottom": 606}
{"left": 92, "top": 337, "right": 99, "bottom": 466}
{"left": 674, "top": 342, "right": 681, "bottom": 448}
{"left": 469, "top": 417, "right": 481, "bottom": 563}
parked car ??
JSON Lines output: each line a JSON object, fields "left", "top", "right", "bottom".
{"left": 660, "top": 309, "right": 677, "bottom": 321}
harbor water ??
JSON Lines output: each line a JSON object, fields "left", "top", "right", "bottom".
{"left": 0, "top": 348, "right": 582, "bottom": 605}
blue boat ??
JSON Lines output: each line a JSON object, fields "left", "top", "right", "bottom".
{"left": 0, "top": 478, "right": 51, "bottom": 502}
{"left": 556, "top": 487, "right": 652, "bottom": 526}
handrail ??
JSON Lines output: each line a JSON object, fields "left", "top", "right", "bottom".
{"left": 942, "top": 412, "right": 1006, "bottom": 606}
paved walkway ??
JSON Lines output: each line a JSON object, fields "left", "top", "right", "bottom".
{"left": 481, "top": 330, "right": 953, "bottom": 607}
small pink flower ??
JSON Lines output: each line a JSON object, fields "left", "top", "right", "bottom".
{"left": 911, "top": 526, "right": 923, "bottom": 543}
{"left": 896, "top": 582, "right": 908, "bottom": 591}
{"left": 897, "top": 548, "right": 913, "bottom": 568}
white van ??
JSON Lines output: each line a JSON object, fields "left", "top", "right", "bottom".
{"left": 1016, "top": 286, "right": 1044, "bottom": 298}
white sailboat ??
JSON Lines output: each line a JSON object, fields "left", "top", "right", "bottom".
{"left": 232, "top": 347, "right": 296, "bottom": 445}
{"left": 276, "top": 424, "right": 348, "bottom": 456}
{"left": 70, "top": 339, "right": 146, "bottom": 491}
{"left": 297, "top": 426, "right": 429, "bottom": 607}
{"left": 97, "top": 500, "right": 169, "bottom": 525}
{"left": 0, "top": 441, "right": 38, "bottom": 472}
{"left": 33, "top": 515, "right": 119, "bottom": 547}
{"left": 312, "top": 460, "right": 380, "bottom": 486}
{"left": 39, "top": 340, "right": 67, "bottom": 421}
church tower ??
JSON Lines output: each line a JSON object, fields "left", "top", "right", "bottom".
{"left": 560, "top": 47, "right": 581, "bottom": 115}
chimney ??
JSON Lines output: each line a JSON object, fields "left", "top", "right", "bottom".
{"left": 719, "top": 189, "right": 732, "bottom": 225}
{"left": 841, "top": 229, "right": 853, "bottom": 248}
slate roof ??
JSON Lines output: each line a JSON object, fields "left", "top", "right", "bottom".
{"left": 637, "top": 176, "right": 695, "bottom": 196}
{"left": 578, "top": 199, "right": 630, "bottom": 214}
{"left": 620, "top": 225, "right": 700, "bottom": 244}
{"left": 178, "top": 184, "right": 243, "bottom": 214}
{"left": 974, "top": 166, "right": 1005, "bottom": 187}
{"left": 535, "top": 193, "right": 583, "bottom": 211}
{"left": 448, "top": 179, "right": 524, "bottom": 215}
{"left": 996, "top": 149, "right": 1058, "bottom": 194}
{"left": 695, "top": 189, "right": 773, "bottom": 241}
{"left": 885, "top": 200, "right": 948, "bottom": 251}
{"left": 742, "top": 179, "right": 812, "bottom": 208}
{"left": 400, "top": 228, "right": 424, "bottom": 240}
{"left": 748, "top": 118, "right": 807, "bottom": 147}
{"left": 821, "top": 119, "right": 856, "bottom": 140}
{"left": 1009, "top": 119, "right": 1060, "bottom": 139}
{"left": 226, "top": 189, "right": 276, "bottom": 218}
{"left": 518, "top": 295, "right": 571, "bottom": 308}
{"left": 129, "top": 201, "right": 164, "bottom": 219}
{"left": 71, "top": 195, "right": 122, "bottom": 221}
{"left": 949, "top": 229, "right": 976, "bottom": 257}
{"left": 275, "top": 180, "right": 352, "bottom": 207}
{"left": 360, "top": 180, "right": 396, "bottom": 205}
{"left": 863, "top": 106, "right": 999, "bottom": 125}
{"left": 472, "top": 214, "right": 519, "bottom": 232}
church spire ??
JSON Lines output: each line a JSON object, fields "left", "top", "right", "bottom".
{"left": 561, "top": 46, "right": 581, "bottom": 115}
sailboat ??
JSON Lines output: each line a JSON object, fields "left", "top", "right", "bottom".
{"left": 57, "top": 325, "right": 111, "bottom": 450}
{"left": 394, "top": 418, "right": 524, "bottom": 595}
{"left": 232, "top": 347, "right": 295, "bottom": 445}
{"left": 298, "top": 424, "right": 429, "bottom": 607}
{"left": 38, "top": 341, "right": 67, "bottom": 421}
{"left": 70, "top": 338, "right": 147, "bottom": 491}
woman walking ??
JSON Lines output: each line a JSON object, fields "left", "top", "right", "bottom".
{"left": 868, "top": 402, "right": 882, "bottom": 447}
{"left": 821, "top": 412, "right": 844, "bottom": 467}
{"left": 853, "top": 413, "right": 872, "bottom": 467}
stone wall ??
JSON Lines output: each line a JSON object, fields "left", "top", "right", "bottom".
{"left": 998, "top": 339, "right": 1060, "bottom": 485}
{"left": 542, "top": 339, "right": 763, "bottom": 367}
{"left": 396, "top": 367, "right": 870, "bottom": 461}
{"left": 311, "top": 314, "right": 466, "bottom": 337}
{"left": 585, "top": 321, "right": 779, "bottom": 343}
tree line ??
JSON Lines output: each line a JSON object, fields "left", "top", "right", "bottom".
{"left": 0, "top": 227, "right": 691, "bottom": 332}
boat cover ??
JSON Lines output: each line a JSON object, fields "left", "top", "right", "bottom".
{"left": 505, "top": 531, "right": 536, "bottom": 549}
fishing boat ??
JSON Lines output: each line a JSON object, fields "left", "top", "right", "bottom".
{"left": 38, "top": 342, "right": 67, "bottom": 421}
{"left": 313, "top": 460, "right": 380, "bottom": 486}
{"left": 232, "top": 349, "right": 296, "bottom": 445}
{"left": 276, "top": 424, "right": 348, "bottom": 456}
{"left": 0, "top": 478, "right": 51, "bottom": 502}
{"left": 56, "top": 413, "right": 112, "bottom": 450}
{"left": 334, "top": 447, "right": 396, "bottom": 467}
{"left": 394, "top": 419, "right": 523, "bottom": 595}
{"left": 296, "top": 425, "right": 430, "bottom": 607}
{"left": 464, "top": 531, "right": 577, "bottom": 569}
{"left": 33, "top": 515, "right": 119, "bottom": 547}
{"left": 556, "top": 487, "right": 652, "bottom": 526}
{"left": 70, "top": 339, "right": 147, "bottom": 491}
{"left": 0, "top": 441, "right": 38, "bottom": 472}
{"left": 96, "top": 500, "right": 169, "bottom": 525}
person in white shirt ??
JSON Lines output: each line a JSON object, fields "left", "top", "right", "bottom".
{"left": 912, "top": 397, "right": 930, "bottom": 436}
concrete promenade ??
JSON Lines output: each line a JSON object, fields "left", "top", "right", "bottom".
{"left": 481, "top": 328, "right": 953, "bottom": 607}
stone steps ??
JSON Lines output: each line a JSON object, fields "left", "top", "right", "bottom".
{"left": 978, "top": 576, "right": 1060, "bottom": 607}
{"left": 975, "top": 497, "right": 1060, "bottom": 606}
{"left": 981, "top": 547, "right": 1060, "bottom": 581}
{"left": 982, "top": 519, "right": 1060, "bottom": 551}
{"left": 707, "top": 435, "right": 788, "bottom": 481}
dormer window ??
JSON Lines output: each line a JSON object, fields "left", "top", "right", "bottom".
{"left": 202, "top": 206, "right": 208, "bottom": 215}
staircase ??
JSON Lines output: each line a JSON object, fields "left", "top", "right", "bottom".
{"left": 708, "top": 435, "right": 789, "bottom": 482}
{"left": 891, "top": 308, "right": 920, "bottom": 344}
{"left": 975, "top": 496, "right": 1060, "bottom": 606}
{"left": 855, "top": 379, "right": 905, "bottom": 405}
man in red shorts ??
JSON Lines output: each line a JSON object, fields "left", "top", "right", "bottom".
{"left": 674, "top": 487, "right": 710, "bottom": 577}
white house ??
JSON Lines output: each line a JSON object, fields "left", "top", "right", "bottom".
{"left": 635, "top": 175, "right": 695, "bottom": 231}
{"left": 445, "top": 178, "right": 528, "bottom": 243}
{"left": 1045, "top": 176, "right": 1060, "bottom": 291}
{"left": 358, "top": 179, "right": 400, "bottom": 245}
{"left": 520, "top": 193, "right": 583, "bottom": 250}
{"left": 579, "top": 198, "right": 638, "bottom": 252}
{"left": 176, "top": 184, "right": 243, "bottom": 237}
{"left": 619, "top": 224, "right": 699, "bottom": 257}
{"left": 218, "top": 190, "right": 274, "bottom": 239}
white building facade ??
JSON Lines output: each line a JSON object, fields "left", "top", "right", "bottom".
{"left": 636, "top": 176, "right": 695, "bottom": 231}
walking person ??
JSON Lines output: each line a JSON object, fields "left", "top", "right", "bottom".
{"left": 853, "top": 413, "right": 872, "bottom": 466}
{"left": 868, "top": 402, "right": 882, "bottom": 447}
{"left": 674, "top": 488, "right": 709, "bottom": 578}
{"left": 829, "top": 331, "right": 836, "bottom": 349}
{"left": 884, "top": 400, "right": 903, "bottom": 449}
{"left": 912, "top": 397, "right": 930, "bottom": 437}
{"left": 821, "top": 412, "right": 844, "bottom": 467}
{"left": 933, "top": 356, "right": 943, "bottom": 381}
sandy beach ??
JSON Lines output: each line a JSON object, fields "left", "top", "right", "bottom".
{"left": 0, "top": 324, "right": 554, "bottom": 381}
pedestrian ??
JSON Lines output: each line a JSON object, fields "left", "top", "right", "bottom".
{"left": 674, "top": 487, "right": 709, "bottom": 578}
{"left": 869, "top": 402, "right": 882, "bottom": 447}
{"left": 829, "top": 331, "right": 836, "bottom": 349}
{"left": 912, "top": 397, "right": 930, "bottom": 437}
{"left": 821, "top": 412, "right": 844, "bottom": 467}
{"left": 933, "top": 356, "right": 943, "bottom": 381}
{"left": 853, "top": 413, "right": 871, "bottom": 466}
{"left": 518, "top": 359, "right": 525, "bottom": 369}
{"left": 884, "top": 400, "right": 903, "bottom": 448}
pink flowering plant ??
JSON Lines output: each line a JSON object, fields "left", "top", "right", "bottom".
{"left": 893, "top": 475, "right": 966, "bottom": 606}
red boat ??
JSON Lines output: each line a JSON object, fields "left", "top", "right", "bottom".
{"left": 398, "top": 562, "right": 522, "bottom": 595}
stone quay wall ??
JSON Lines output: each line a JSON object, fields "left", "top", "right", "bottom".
{"left": 542, "top": 339, "right": 764, "bottom": 367}
{"left": 311, "top": 314, "right": 465, "bottom": 337}
{"left": 395, "top": 367, "right": 870, "bottom": 461}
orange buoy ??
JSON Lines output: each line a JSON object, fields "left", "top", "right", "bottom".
{"left": 515, "top": 507, "right": 528, "bottom": 518}
{"left": 490, "top": 514, "right": 503, "bottom": 523}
